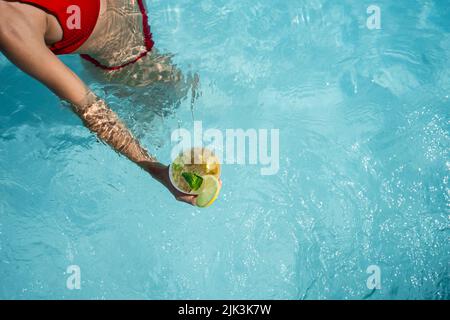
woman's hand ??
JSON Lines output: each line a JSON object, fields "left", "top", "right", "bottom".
{"left": 138, "top": 161, "right": 197, "bottom": 206}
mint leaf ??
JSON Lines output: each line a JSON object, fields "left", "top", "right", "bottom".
{"left": 172, "top": 163, "right": 183, "bottom": 172}
{"left": 182, "top": 172, "right": 203, "bottom": 191}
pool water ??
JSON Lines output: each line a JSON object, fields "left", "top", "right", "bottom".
{"left": 0, "top": 0, "right": 449, "bottom": 299}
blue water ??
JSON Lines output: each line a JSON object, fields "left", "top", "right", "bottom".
{"left": 0, "top": 0, "right": 449, "bottom": 299}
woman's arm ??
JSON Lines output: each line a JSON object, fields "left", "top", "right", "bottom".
{"left": 0, "top": 10, "right": 196, "bottom": 205}
{"left": 72, "top": 95, "right": 197, "bottom": 205}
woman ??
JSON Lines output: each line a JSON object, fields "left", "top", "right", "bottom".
{"left": 0, "top": 0, "right": 203, "bottom": 205}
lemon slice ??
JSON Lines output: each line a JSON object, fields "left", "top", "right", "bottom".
{"left": 196, "top": 175, "right": 221, "bottom": 208}
{"left": 205, "top": 162, "right": 220, "bottom": 176}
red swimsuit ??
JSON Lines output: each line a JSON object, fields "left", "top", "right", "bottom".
{"left": 15, "top": 0, "right": 154, "bottom": 70}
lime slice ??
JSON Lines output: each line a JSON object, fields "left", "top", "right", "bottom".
{"left": 196, "top": 175, "right": 221, "bottom": 208}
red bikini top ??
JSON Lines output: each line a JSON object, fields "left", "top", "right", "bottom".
{"left": 16, "top": 0, "right": 154, "bottom": 71}
{"left": 16, "top": 0, "right": 100, "bottom": 55}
